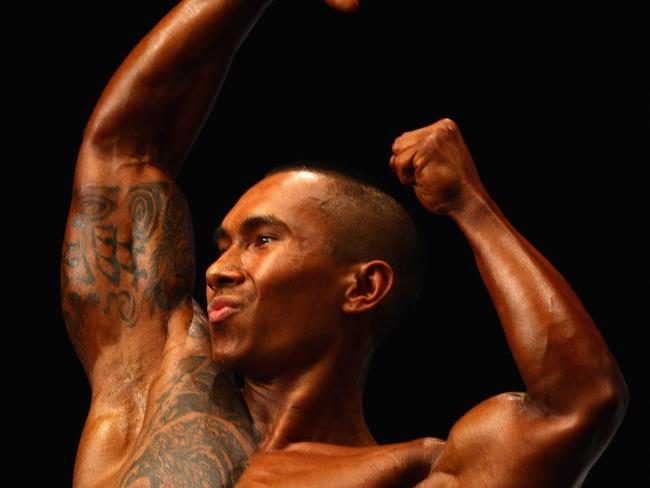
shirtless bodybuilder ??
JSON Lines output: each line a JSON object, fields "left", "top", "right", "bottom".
{"left": 61, "top": 1, "right": 628, "bottom": 486}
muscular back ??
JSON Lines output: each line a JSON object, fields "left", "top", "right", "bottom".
{"left": 61, "top": 162, "right": 257, "bottom": 487}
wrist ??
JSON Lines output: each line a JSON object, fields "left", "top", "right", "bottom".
{"left": 447, "top": 186, "right": 501, "bottom": 226}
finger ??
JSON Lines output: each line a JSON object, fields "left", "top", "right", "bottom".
{"left": 391, "top": 132, "right": 418, "bottom": 153}
{"left": 391, "top": 124, "right": 436, "bottom": 153}
{"left": 393, "top": 146, "right": 418, "bottom": 186}
{"left": 394, "top": 144, "right": 417, "bottom": 167}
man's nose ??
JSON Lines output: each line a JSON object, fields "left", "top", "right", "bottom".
{"left": 206, "top": 260, "right": 245, "bottom": 290}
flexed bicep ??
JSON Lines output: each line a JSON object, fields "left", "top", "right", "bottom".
{"left": 418, "top": 392, "right": 595, "bottom": 488}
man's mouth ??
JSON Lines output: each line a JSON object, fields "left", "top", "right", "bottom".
{"left": 208, "top": 297, "right": 242, "bottom": 324}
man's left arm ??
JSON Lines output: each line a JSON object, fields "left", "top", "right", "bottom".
{"left": 390, "top": 119, "right": 628, "bottom": 487}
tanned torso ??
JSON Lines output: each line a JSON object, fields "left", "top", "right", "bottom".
{"left": 62, "top": 171, "right": 258, "bottom": 487}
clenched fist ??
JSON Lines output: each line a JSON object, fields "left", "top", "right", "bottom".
{"left": 389, "top": 118, "right": 488, "bottom": 215}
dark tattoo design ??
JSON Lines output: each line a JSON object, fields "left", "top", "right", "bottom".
{"left": 92, "top": 224, "right": 122, "bottom": 285}
{"left": 74, "top": 185, "right": 119, "bottom": 221}
{"left": 61, "top": 240, "right": 95, "bottom": 286}
{"left": 144, "top": 190, "right": 194, "bottom": 312}
{"left": 89, "top": 223, "right": 148, "bottom": 290}
{"left": 62, "top": 179, "right": 257, "bottom": 486}
{"left": 62, "top": 186, "right": 119, "bottom": 289}
{"left": 188, "top": 300, "right": 210, "bottom": 338}
{"left": 104, "top": 290, "right": 138, "bottom": 327}
{"left": 129, "top": 182, "right": 164, "bottom": 243}
{"left": 62, "top": 181, "right": 195, "bottom": 336}
{"left": 120, "top": 355, "right": 257, "bottom": 487}
{"left": 119, "top": 237, "right": 148, "bottom": 289}
{"left": 122, "top": 416, "right": 250, "bottom": 488}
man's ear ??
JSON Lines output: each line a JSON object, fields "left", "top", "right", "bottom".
{"left": 342, "top": 260, "right": 394, "bottom": 315}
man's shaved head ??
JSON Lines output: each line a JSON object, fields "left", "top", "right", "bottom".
{"left": 266, "top": 163, "right": 423, "bottom": 336}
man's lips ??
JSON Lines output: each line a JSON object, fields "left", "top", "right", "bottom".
{"left": 208, "top": 297, "right": 242, "bottom": 324}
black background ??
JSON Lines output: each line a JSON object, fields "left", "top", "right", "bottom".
{"left": 9, "top": 1, "right": 647, "bottom": 485}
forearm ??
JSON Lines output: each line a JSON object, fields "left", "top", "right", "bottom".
{"left": 82, "top": 0, "right": 272, "bottom": 178}
{"left": 449, "top": 190, "right": 627, "bottom": 416}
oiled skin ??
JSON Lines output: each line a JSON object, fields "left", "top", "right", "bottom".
{"left": 61, "top": 1, "right": 273, "bottom": 486}
{"left": 61, "top": 1, "right": 628, "bottom": 487}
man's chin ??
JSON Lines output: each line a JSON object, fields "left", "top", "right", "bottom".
{"left": 210, "top": 340, "right": 250, "bottom": 374}
{"left": 211, "top": 347, "right": 277, "bottom": 380}
{"left": 211, "top": 347, "right": 238, "bottom": 369}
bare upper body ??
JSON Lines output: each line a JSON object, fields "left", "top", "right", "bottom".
{"left": 61, "top": 1, "right": 628, "bottom": 487}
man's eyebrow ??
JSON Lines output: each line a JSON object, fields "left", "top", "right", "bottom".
{"left": 241, "top": 214, "right": 290, "bottom": 234}
{"left": 212, "top": 214, "right": 290, "bottom": 245}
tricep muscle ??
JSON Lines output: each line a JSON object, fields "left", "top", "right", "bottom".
{"left": 60, "top": 161, "right": 195, "bottom": 379}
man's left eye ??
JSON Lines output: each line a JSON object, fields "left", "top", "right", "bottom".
{"left": 256, "top": 235, "right": 274, "bottom": 245}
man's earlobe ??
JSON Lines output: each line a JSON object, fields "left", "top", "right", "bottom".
{"left": 342, "top": 261, "right": 394, "bottom": 314}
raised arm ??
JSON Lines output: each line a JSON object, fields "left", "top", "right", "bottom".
{"left": 63, "top": 0, "right": 274, "bottom": 390}
{"left": 79, "top": 0, "right": 358, "bottom": 179}
{"left": 61, "top": 2, "right": 277, "bottom": 485}
{"left": 62, "top": 2, "right": 364, "bottom": 485}
{"left": 80, "top": 0, "right": 272, "bottom": 180}
{"left": 390, "top": 119, "right": 628, "bottom": 487}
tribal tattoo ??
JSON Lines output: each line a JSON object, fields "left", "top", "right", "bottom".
{"left": 61, "top": 180, "right": 258, "bottom": 486}
{"left": 120, "top": 352, "right": 258, "bottom": 487}
{"left": 61, "top": 181, "right": 195, "bottom": 360}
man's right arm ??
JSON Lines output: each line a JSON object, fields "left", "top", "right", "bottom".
{"left": 79, "top": 0, "right": 273, "bottom": 181}
{"left": 61, "top": 2, "right": 275, "bottom": 485}
{"left": 62, "top": 2, "right": 361, "bottom": 485}
{"left": 62, "top": 0, "right": 274, "bottom": 380}
{"left": 79, "top": 0, "right": 357, "bottom": 182}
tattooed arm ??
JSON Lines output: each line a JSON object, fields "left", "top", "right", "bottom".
{"left": 64, "top": 0, "right": 274, "bottom": 373}
{"left": 61, "top": 1, "right": 275, "bottom": 486}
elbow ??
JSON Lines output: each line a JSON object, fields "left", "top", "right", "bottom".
{"left": 81, "top": 109, "right": 117, "bottom": 152}
{"left": 546, "top": 372, "right": 629, "bottom": 463}
{"left": 80, "top": 110, "right": 135, "bottom": 163}
{"left": 578, "top": 369, "right": 629, "bottom": 439}
{"left": 598, "top": 371, "right": 629, "bottom": 427}
{"left": 78, "top": 125, "right": 117, "bottom": 164}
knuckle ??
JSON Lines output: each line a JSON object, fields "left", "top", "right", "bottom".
{"left": 392, "top": 134, "right": 405, "bottom": 151}
{"left": 393, "top": 132, "right": 408, "bottom": 148}
{"left": 439, "top": 117, "right": 458, "bottom": 131}
{"left": 426, "top": 130, "right": 443, "bottom": 145}
{"left": 432, "top": 118, "right": 459, "bottom": 139}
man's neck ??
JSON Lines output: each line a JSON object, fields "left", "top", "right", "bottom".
{"left": 242, "top": 351, "right": 376, "bottom": 450}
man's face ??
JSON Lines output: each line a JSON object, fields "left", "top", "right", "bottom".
{"left": 205, "top": 171, "right": 349, "bottom": 378}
